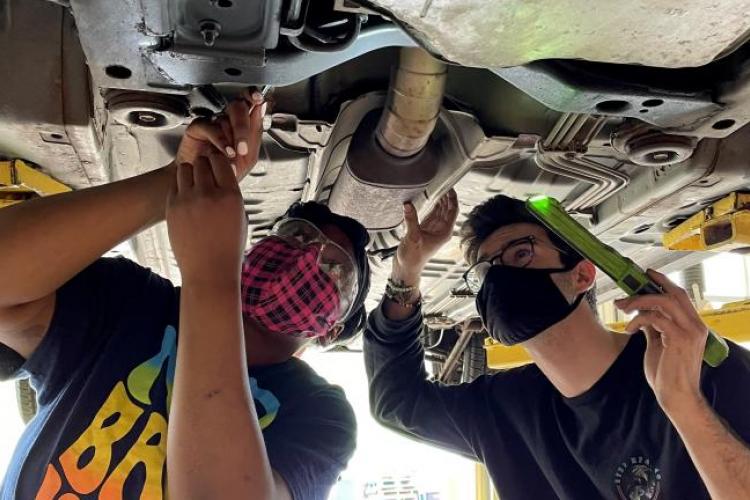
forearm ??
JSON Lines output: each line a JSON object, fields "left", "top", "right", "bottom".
{"left": 369, "top": 260, "right": 431, "bottom": 413}
{"left": 0, "top": 164, "right": 175, "bottom": 307}
{"left": 364, "top": 302, "right": 481, "bottom": 459}
{"left": 668, "top": 396, "right": 750, "bottom": 499}
{"left": 168, "top": 282, "right": 274, "bottom": 500}
{"left": 365, "top": 297, "right": 431, "bottom": 422}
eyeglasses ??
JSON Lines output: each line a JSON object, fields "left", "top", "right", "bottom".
{"left": 271, "top": 217, "right": 359, "bottom": 319}
{"left": 462, "top": 235, "right": 568, "bottom": 293}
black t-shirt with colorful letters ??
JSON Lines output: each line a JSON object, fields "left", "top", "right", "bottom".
{"left": 1, "top": 258, "right": 356, "bottom": 500}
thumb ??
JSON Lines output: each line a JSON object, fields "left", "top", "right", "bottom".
{"left": 184, "top": 118, "right": 233, "bottom": 157}
{"left": 643, "top": 327, "right": 665, "bottom": 357}
{"left": 403, "top": 202, "right": 420, "bottom": 237}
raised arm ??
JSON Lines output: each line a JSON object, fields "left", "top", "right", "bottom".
{"left": 0, "top": 94, "right": 262, "bottom": 359}
{"left": 617, "top": 270, "right": 750, "bottom": 499}
{"left": 0, "top": 164, "right": 173, "bottom": 309}
{"left": 165, "top": 146, "right": 279, "bottom": 499}
{"left": 365, "top": 191, "right": 487, "bottom": 458}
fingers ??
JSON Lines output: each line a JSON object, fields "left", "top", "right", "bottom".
{"left": 225, "top": 92, "right": 266, "bottom": 178}
{"left": 227, "top": 99, "right": 252, "bottom": 157}
{"left": 615, "top": 294, "right": 675, "bottom": 317}
{"left": 625, "top": 310, "right": 676, "bottom": 346}
{"left": 648, "top": 268, "right": 696, "bottom": 313}
{"left": 423, "top": 190, "right": 458, "bottom": 231}
{"left": 445, "top": 189, "right": 459, "bottom": 224}
{"left": 186, "top": 118, "right": 235, "bottom": 159}
{"left": 246, "top": 99, "right": 265, "bottom": 158}
{"left": 615, "top": 293, "right": 692, "bottom": 329}
{"left": 207, "top": 153, "right": 239, "bottom": 190}
{"left": 642, "top": 326, "right": 665, "bottom": 364}
{"left": 241, "top": 88, "right": 265, "bottom": 108}
{"left": 438, "top": 193, "right": 448, "bottom": 222}
{"left": 643, "top": 325, "right": 665, "bottom": 347}
{"left": 176, "top": 162, "right": 194, "bottom": 192}
{"left": 615, "top": 268, "right": 703, "bottom": 332}
{"left": 214, "top": 115, "right": 232, "bottom": 150}
{"left": 403, "top": 202, "right": 420, "bottom": 237}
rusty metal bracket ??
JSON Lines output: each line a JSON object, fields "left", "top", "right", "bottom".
{"left": 0, "top": 160, "right": 71, "bottom": 209}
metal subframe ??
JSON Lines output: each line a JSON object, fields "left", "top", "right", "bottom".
{"left": 67, "top": 0, "right": 416, "bottom": 91}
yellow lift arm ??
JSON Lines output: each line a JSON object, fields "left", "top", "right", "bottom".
{"left": 486, "top": 300, "right": 750, "bottom": 370}
{"left": 662, "top": 192, "right": 750, "bottom": 252}
{"left": 0, "top": 159, "right": 71, "bottom": 209}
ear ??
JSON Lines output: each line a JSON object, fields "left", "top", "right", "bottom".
{"left": 572, "top": 259, "right": 597, "bottom": 294}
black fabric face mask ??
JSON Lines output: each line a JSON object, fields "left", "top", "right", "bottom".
{"left": 476, "top": 264, "right": 585, "bottom": 346}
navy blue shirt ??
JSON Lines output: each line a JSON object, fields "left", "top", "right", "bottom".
{"left": 1, "top": 257, "right": 356, "bottom": 500}
{"left": 365, "top": 301, "right": 750, "bottom": 500}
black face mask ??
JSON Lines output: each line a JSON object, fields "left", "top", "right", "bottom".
{"left": 476, "top": 264, "right": 585, "bottom": 346}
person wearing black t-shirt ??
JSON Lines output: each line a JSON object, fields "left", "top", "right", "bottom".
{"left": 365, "top": 191, "right": 750, "bottom": 500}
{"left": 0, "top": 92, "right": 369, "bottom": 500}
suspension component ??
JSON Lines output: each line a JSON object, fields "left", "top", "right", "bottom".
{"left": 612, "top": 123, "right": 697, "bottom": 167}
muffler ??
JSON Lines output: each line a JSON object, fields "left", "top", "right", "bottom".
{"left": 328, "top": 48, "right": 447, "bottom": 230}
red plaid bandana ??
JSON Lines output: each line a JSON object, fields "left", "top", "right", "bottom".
{"left": 241, "top": 237, "right": 342, "bottom": 339}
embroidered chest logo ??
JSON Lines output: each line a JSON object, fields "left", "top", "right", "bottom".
{"left": 614, "top": 455, "right": 662, "bottom": 500}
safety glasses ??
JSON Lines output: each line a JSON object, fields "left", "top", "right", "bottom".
{"left": 462, "top": 235, "right": 569, "bottom": 293}
{"left": 271, "top": 217, "right": 359, "bottom": 320}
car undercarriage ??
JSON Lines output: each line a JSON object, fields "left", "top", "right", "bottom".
{"left": 3, "top": 0, "right": 750, "bottom": 382}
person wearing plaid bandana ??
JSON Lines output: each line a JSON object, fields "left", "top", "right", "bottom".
{"left": 241, "top": 203, "right": 371, "bottom": 350}
{"left": 0, "top": 90, "right": 369, "bottom": 500}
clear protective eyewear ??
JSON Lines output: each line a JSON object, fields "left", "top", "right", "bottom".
{"left": 462, "top": 235, "right": 569, "bottom": 293}
{"left": 271, "top": 217, "right": 359, "bottom": 320}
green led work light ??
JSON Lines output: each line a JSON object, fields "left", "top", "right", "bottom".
{"left": 526, "top": 195, "right": 729, "bottom": 367}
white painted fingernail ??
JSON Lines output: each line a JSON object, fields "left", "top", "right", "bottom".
{"left": 225, "top": 146, "right": 236, "bottom": 158}
{"left": 237, "top": 141, "right": 249, "bottom": 156}
{"left": 261, "top": 102, "right": 268, "bottom": 116}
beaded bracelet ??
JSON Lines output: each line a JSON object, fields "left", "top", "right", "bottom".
{"left": 385, "top": 278, "right": 422, "bottom": 308}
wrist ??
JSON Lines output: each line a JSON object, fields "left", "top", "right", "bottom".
{"left": 153, "top": 163, "right": 178, "bottom": 223}
{"left": 391, "top": 260, "right": 423, "bottom": 287}
{"left": 181, "top": 273, "right": 241, "bottom": 292}
{"left": 660, "top": 389, "right": 706, "bottom": 426}
{"left": 385, "top": 276, "right": 421, "bottom": 306}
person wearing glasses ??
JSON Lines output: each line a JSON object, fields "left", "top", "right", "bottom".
{"left": 0, "top": 91, "right": 369, "bottom": 500}
{"left": 364, "top": 192, "right": 750, "bottom": 500}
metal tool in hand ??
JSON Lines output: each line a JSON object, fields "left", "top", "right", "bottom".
{"left": 259, "top": 85, "right": 273, "bottom": 99}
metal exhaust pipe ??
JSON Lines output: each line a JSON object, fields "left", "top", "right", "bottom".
{"left": 375, "top": 47, "right": 447, "bottom": 158}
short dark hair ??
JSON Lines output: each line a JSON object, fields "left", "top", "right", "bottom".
{"left": 460, "top": 194, "right": 596, "bottom": 308}
{"left": 283, "top": 201, "right": 371, "bottom": 347}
